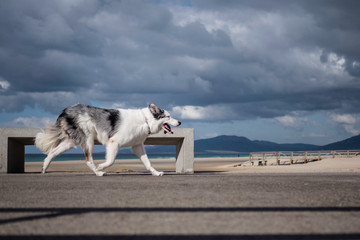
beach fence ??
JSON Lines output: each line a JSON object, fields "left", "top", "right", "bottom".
{"left": 248, "top": 150, "right": 360, "bottom": 166}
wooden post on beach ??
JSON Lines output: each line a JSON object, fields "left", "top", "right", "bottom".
{"left": 332, "top": 151, "right": 336, "bottom": 158}
{"left": 318, "top": 152, "right": 321, "bottom": 161}
{"left": 304, "top": 152, "right": 308, "bottom": 163}
{"left": 249, "top": 153, "right": 253, "bottom": 165}
{"left": 276, "top": 152, "right": 280, "bottom": 165}
{"left": 290, "top": 152, "right": 294, "bottom": 164}
{"left": 347, "top": 150, "right": 350, "bottom": 158}
{"left": 262, "top": 153, "right": 266, "bottom": 166}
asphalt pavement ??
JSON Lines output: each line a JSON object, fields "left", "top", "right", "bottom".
{"left": 0, "top": 172, "right": 360, "bottom": 239}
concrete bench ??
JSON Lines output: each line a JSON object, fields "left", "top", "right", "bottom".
{"left": 0, "top": 128, "right": 194, "bottom": 174}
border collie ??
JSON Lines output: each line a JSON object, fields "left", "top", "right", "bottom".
{"left": 35, "top": 104, "right": 181, "bottom": 176}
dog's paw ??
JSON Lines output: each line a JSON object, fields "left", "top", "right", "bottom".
{"left": 152, "top": 171, "right": 164, "bottom": 177}
{"left": 96, "top": 171, "right": 106, "bottom": 177}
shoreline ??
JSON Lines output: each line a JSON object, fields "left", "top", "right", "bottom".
{"left": 25, "top": 156, "right": 360, "bottom": 174}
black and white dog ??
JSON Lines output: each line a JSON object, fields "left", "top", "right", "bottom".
{"left": 35, "top": 104, "right": 181, "bottom": 176}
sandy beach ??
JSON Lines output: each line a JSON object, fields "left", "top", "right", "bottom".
{"left": 25, "top": 156, "right": 360, "bottom": 174}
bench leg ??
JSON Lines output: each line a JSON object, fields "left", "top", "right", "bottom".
{"left": 8, "top": 138, "right": 25, "bottom": 173}
{"left": 175, "top": 136, "right": 194, "bottom": 174}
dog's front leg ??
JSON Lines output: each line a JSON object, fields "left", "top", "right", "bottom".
{"left": 97, "top": 140, "right": 119, "bottom": 175}
{"left": 131, "top": 144, "right": 164, "bottom": 176}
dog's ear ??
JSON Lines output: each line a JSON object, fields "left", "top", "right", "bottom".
{"left": 149, "top": 104, "right": 160, "bottom": 115}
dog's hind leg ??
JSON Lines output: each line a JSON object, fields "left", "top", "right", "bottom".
{"left": 96, "top": 140, "right": 119, "bottom": 173}
{"left": 82, "top": 138, "right": 105, "bottom": 176}
{"left": 131, "top": 144, "right": 164, "bottom": 176}
{"left": 42, "top": 138, "right": 75, "bottom": 174}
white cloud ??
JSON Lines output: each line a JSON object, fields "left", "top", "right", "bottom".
{"left": 172, "top": 105, "right": 208, "bottom": 120}
{"left": 0, "top": 77, "right": 10, "bottom": 91}
{"left": 344, "top": 124, "right": 360, "bottom": 135}
{"left": 274, "top": 115, "right": 306, "bottom": 129}
{"left": 331, "top": 113, "right": 359, "bottom": 135}
{"left": 331, "top": 113, "right": 356, "bottom": 125}
{"left": 171, "top": 105, "right": 235, "bottom": 120}
{"left": 327, "top": 53, "right": 346, "bottom": 72}
{"left": 11, "top": 117, "right": 55, "bottom": 128}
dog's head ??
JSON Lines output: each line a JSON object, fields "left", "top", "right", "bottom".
{"left": 148, "top": 104, "right": 181, "bottom": 134}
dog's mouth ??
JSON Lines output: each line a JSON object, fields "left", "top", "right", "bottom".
{"left": 163, "top": 123, "right": 174, "bottom": 134}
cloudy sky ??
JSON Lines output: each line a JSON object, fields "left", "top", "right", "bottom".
{"left": 1, "top": 0, "right": 360, "bottom": 145}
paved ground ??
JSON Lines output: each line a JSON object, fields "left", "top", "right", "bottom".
{"left": 1, "top": 172, "right": 360, "bottom": 239}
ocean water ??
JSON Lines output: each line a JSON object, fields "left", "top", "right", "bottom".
{"left": 25, "top": 153, "right": 248, "bottom": 162}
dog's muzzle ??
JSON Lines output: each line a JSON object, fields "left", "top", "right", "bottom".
{"left": 163, "top": 121, "right": 181, "bottom": 134}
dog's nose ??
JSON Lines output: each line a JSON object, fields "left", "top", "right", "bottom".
{"left": 178, "top": 121, "right": 181, "bottom": 126}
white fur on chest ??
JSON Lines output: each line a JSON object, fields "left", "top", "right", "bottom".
{"left": 110, "top": 109, "right": 149, "bottom": 147}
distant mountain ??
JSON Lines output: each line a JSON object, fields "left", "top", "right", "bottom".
{"left": 320, "top": 134, "right": 360, "bottom": 150}
{"left": 194, "top": 135, "right": 319, "bottom": 154}
{"left": 49, "top": 133, "right": 359, "bottom": 155}
{"left": 146, "top": 134, "right": 360, "bottom": 154}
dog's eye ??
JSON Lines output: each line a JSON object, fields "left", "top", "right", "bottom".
{"left": 155, "top": 109, "right": 166, "bottom": 119}
{"left": 156, "top": 114, "right": 166, "bottom": 120}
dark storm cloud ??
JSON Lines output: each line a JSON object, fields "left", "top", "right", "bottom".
{"left": 0, "top": 0, "right": 359, "bottom": 119}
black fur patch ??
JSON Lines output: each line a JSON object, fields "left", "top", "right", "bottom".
{"left": 154, "top": 109, "right": 166, "bottom": 119}
{"left": 105, "top": 109, "right": 120, "bottom": 137}
{"left": 57, "top": 108, "right": 85, "bottom": 145}
{"left": 66, "top": 116, "right": 77, "bottom": 130}
{"left": 57, "top": 104, "right": 121, "bottom": 143}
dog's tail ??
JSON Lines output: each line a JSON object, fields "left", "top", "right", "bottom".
{"left": 35, "top": 125, "right": 66, "bottom": 155}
